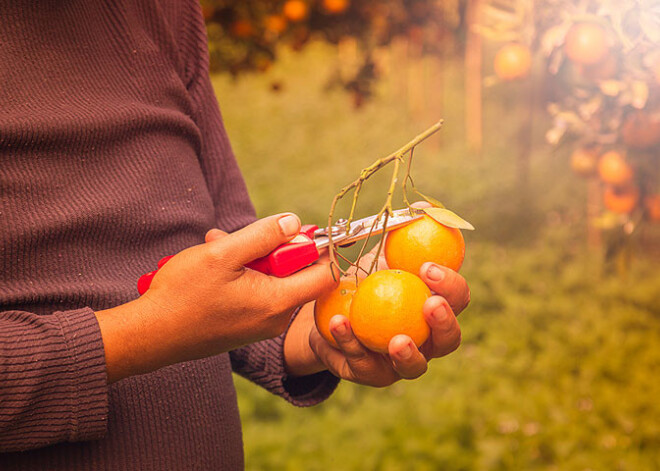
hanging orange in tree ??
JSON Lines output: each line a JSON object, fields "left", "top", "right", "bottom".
{"left": 603, "top": 184, "right": 640, "bottom": 214}
{"left": 314, "top": 280, "right": 357, "bottom": 349}
{"left": 597, "top": 150, "right": 633, "bottom": 186}
{"left": 564, "top": 22, "right": 610, "bottom": 66}
{"left": 494, "top": 43, "right": 532, "bottom": 81}
{"left": 283, "top": 0, "right": 309, "bottom": 22}
{"left": 570, "top": 146, "right": 599, "bottom": 178}
{"left": 349, "top": 270, "right": 431, "bottom": 354}
{"left": 385, "top": 214, "right": 465, "bottom": 275}
{"left": 229, "top": 20, "right": 255, "bottom": 39}
{"left": 322, "top": 0, "right": 350, "bottom": 15}
{"left": 264, "top": 15, "right": 288, "bottom": 35}
{"left": 645, "top": 195, "right": 660, "bottom": 221}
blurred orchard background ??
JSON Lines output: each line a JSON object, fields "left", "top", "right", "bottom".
{"left": 203, "top": 0, "right": 660, "bottom": 469}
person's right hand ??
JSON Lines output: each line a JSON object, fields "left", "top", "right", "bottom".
{"left": 96, "top": 213, "right": 338, "bottom": 383}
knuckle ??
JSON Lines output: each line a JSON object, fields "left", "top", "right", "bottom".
{"left": 264, "top": 217, "right": 288, "bottom": 242}
{"left": 344, "top": 346, "right": 371, "bottom": 364}
{"left": 206, "top": 243, "right": 233, "bottom": 268}
{"left": 462, "top": 287, "right": 471, "bottom": 310}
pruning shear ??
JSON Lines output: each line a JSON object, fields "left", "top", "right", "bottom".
{"left": 137, "top": 208, "right": 424, "bottom": 295}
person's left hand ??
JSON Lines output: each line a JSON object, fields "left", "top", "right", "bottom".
{"left": 284, "top": 256, "right": 468, "bottom": 386}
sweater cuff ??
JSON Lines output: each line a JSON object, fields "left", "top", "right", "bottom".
{"left": 55, "top": 307, "right": 109, "bottom": 442}
{"left": 229, "top": 310, "right": 340, "bottom": 407}
{"left": 264, "top": 333, "right": 340, "bottom": 407}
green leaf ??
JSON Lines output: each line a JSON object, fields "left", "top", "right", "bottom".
{"left": 412, "top": 189, "right": 445, "bottom": 208}
{"left": 423, "top": 207, "right": 475, "bottom": 231}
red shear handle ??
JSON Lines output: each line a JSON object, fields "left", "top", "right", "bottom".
{"left": 137, "top": 254, "right": 174, "bottom": 295}
{"left": 245, "top": 233, "right": 320, "bottom": 277}
{"left": 137, "top": 225, "right": 321, "bottom": 295}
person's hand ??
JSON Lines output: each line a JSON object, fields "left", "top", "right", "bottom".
{"left": 96, "top": 213, "right": 338, "bottom": 383}
{"left": 284, "top": 202, "right": 469, "bottom": 386}
{"left": 286, "top": 262, "right": 468, "bottom": 386}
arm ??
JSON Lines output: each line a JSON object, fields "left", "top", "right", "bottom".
{"left": 0, "top": 213, "right": 336, "bottom": 452}
{"left": 0, "top": 308, "right": 107, "bottom": 452}
{"left": 96, "top": 214, "right": 337, "bottom": 384}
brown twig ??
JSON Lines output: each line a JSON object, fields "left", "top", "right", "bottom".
{"left": 326, "top": 119, "right": 444, "bottom": 276}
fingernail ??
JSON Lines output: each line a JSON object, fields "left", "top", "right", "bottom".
{"left": 278, "top": 214, "right": 300, "bottom": 237}
{"left": 334, "top": 320, "right": 347, "bottom": 336}
{"left": 431, "top": 303, "right": 449, "bottom": 324}
{"left": 426, "top": 264, "right": 444, "bottom": 282}
{"left": 398, "top": 342, "right": 413, "bottom": 360}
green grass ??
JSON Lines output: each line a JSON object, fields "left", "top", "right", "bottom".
{"left": 212, "top": 42, "right": 660, "bottom": 471}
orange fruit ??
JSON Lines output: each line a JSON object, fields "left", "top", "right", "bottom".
{"left": 494, "top": 43, "right": 532, "bottom": 81}
{"left": 621, "top": 111, "right": 660, "bottom": 150}
{"left": 322, "top": 0, "right": 350, "bottom": 14}
{"left": 603, "top": 185, "right": 640, "bottom": 214}
{"left": 565, "top": 23, "right": 610, "bottom": 66}
{"left": 264, "top": 14, "right": 288, "bottom": 35}
{"left": 349, "top": 270, "right": 431, "bottom": 354}
{"left": 597, "top": 151, "right": 633, "bottom": 186}
{"left": 385, "top": 215, "right": 465, "bottom": 275}
{"left": 314, "top": 280, "right": 357, "bottom": 349}
{"left": 570, "top": 147, "right": 599, "bottom": 178}
{"left": 645, "top": 194, "right": 660, "bottom": 221}
{"left": 283, "top": 0, "right": 309, "bottom": 22}
{"left": 230, "top": 20, "right": 255, "bottom": 38}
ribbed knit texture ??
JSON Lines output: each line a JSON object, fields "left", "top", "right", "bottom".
{"left": 0, "top": 1, "right": 339, "bottom": 469}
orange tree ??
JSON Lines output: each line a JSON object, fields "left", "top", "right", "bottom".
{"left": 479, "top": 0, "right": 660, "bottom": 269}
{"left": 201, "top": 0, "right": 466, "bottom": 103}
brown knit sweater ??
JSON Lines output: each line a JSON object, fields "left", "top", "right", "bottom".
{"left": 0, "top": 1, "right": 338, "bottom": 469}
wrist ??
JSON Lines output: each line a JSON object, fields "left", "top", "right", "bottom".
{"left": 95, "top": 296, "right": 176, "bottom": 383}
{"left": 283, "top": 302, "right": 326, "bottom": 377}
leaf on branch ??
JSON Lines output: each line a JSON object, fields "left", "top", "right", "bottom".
{"left": 545, "top": 124, "right": 567, "bottom": 146}
{"left": 423, "top": 207, "right": 475, "bottom": 231}
{"left": 540, "top": 24, "right": 571, "bottom": 57}
{"left": 630, "top": 81, "right": 649, "bottom": 109}
{"left": 600, "top": 80, "right": 625, "bottom": 97}
{"left": 472, "top": 24, "right": 521, "bottom": 42}
{"left": 412, "top": 189, "right": 445, "bottom": 208}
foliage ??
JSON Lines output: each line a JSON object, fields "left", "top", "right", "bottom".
{"left": 213, "top": 45, "right": 660, "bottom": 470}
{"left": 479, "top": 0, "right": 660, "bottom": 269}
{"left": 235, "top": 239, "right": 660, "bottom": 470}
{"left": 202, "top": 0, "right": 466, "bottom": 103}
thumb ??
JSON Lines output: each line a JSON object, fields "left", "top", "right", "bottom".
{"left": 205, "top": 228, "right": 229, "bottom": 243}
{"left": 208, "top": 213, "right": 301, "bottom": 269}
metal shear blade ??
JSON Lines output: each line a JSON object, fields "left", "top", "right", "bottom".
{"left": 314, "top": 208, "right": 424, "bottom": 249}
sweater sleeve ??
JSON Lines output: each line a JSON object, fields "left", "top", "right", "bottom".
{"left": 0, "top": 308, "right": 108, "bottom": 452}
{"left": 183, "top": 3, "right": 340, "bottom": 405}
{"left": 229, "top": 321, "right": 340, "bottom": 407}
